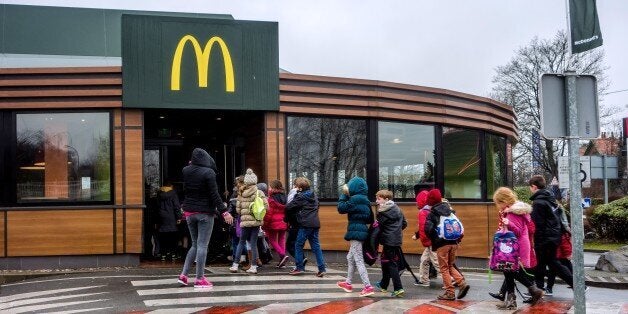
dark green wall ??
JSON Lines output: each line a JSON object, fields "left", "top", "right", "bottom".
{"left": 0, "top": 4, "right": 232, "bottom": 57}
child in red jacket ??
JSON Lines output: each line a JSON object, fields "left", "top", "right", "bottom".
{"left": 263, "top": 180, "right": 289, "bottom": 268}
{"left": 412, "top": 190, "right": 439, "bottom": 286}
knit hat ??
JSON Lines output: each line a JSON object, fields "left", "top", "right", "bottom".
{"left": 416, "top": 190, "right": 429, "bottom": 209}
{"left": 426, "top": 189, "right": 442, "bottom": 206}
{"left": 243, "top": 168, "right": 258, "bottom": 185}
{"left": 257, "top": 183, "right": 268, "bottom": 195}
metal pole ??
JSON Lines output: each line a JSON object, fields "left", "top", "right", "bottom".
{"left": 603, "top": 155, "right": 608, "bottom": 204}
{"left": 565, "top": 71, "right": 586, "bottom": 314}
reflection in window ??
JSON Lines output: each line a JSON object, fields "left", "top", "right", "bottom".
{"left": 16, "top": 112, "right": 111, "bottom": 203}
{"left": 443, "top": 127, "right": 480, "bottom": 199}
{"left": 486, "top": 133, "right": 506, "bottom": 195}
{"left": 287, "top": 116, "right": 367, "bottom": 199}
{"left": 378, "top": 122, "right": 435, "bottom": 199}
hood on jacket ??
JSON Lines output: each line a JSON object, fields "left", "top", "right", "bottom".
{"left": 530, "top": 189, "right": 558, "bottom": 207}
{"left": 505, "top": 201, "right": 532, "bottom": 215}
{"left": 432, "top": 202, "right": 452, "bottom": 216}
{"left": 347, "top": 177, "right": 368, "bottom": 196}
{"left": 190, "top": 148, "right": 217, "bottom": 171}
{"left": 416, "top": 190, "right": 428, "bottom": 209}
{"left": 158, "top": 188, "right": 177, "bottom": 199}
{"left": 377, "top": 199, "right": 396, "bottom": 212}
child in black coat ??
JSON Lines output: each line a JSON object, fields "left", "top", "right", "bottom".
{"left": 374, "top": 189, "right": 407, "bottom": 297}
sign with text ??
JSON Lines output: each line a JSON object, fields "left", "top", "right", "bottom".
{"left": 122, "top": 14, "right": 278, "bottom": 110}
{"left": 558, "top": 156, "right": 591, "bottom": 188}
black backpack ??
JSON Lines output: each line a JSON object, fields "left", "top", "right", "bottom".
{"left": 362, "top": 208, "right": 379, "bottom": 266}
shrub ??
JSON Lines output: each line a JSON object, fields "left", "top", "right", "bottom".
{"left": 513, "top": 186, "right": 532, "bottom": 204}
{"left": 589, "top": 196, "right": 628, "bottom": 242}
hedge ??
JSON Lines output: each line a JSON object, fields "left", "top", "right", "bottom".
{"left": 589, "top": 196, "right": 628, "bottom": 242}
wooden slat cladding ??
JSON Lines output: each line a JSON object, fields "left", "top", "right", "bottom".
{"left": 264, "top": 112, "right": 286, "bottom": 182}
{"left": 280, "top": 73, "right": 517, "bottom": 140}
{"left": 7, "top": 210, "right": 114, "bottom": 256}
{"left": 0, "top": 67, "right": 122, "bottom": 109}
{"left": 0, "top": 213, "right": 5, "bottom": 257}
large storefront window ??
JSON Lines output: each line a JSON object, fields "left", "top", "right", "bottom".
{"left": 443, "top": 127, "right": 481, "bottom": 199}
{"left": 486, "top": 133, "right": 507, "bottom": 195}
{"left": 287, "top": 116, "right": 367, "bottom": 199}
{"left": 16, "top": 112, "right": 111, "bottom": 203}
{"left": 378, "top": 122, "right": 435, "bottom": 199}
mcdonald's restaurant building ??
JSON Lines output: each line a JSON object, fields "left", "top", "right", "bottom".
{"left": 0, "top": 5, "right": 517, "bottom": 270}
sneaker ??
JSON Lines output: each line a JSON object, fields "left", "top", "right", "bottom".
{"left": 375, "top": 281, "right": 388, "bottom": 292}
{"left": 229, "top": 263, "right": 239, "bottom": 273}
{"left": 391, "top": 289, "right": 405, "bottom": 298}
{"left": 277, "top": 255, "right": 289, "bottom": 268}
{"left": 316, "top": 271, "right": 326, "bottom": 278}
{"left": 194, "top": 277, "right": 213, "bottom": 288}
{"left": 545, "top": 287, "right": 553, "bottom": 296}
{"left": 437, "top": 291, "right": 455, "bottom": 300}
{"left": 414, "top": 280, "right": 430, "bottom": 287}
{"left": 177, "top": 275, "right": 188, "bottom": 286}
{"left": 246, "top": 266, "right": 258, "bottom": 274}
{"left": 289, "top": 269, "right": 304, "bottom": 275}
{"left": 360, "top": 285, "right": 375, "bottom": 297}
{"left": 489, "top": 292, "right": 505, "bottom": 301}
{"left": 457, "top": 283, "right": 470, "bottom": 299}
{"left": 303, "top": 257, "right": 308, "bottom": 268}
{"left": 337, "top": 281, "right": 353, "bottom": 292}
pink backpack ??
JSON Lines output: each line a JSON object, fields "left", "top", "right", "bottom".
{"left": 489, "top": 230, "right": 520, "bottom": 272}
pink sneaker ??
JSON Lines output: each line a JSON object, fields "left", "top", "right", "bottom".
{"left": 194, "top": 277, "right": 213, "bottom": 288}
{"left": 360, "top": 285, "right": 375, "bottom": 297}
{"left": 177, "top": 275, "right": 188, "bottom": 286}
{"left": 337, "top": 281, "right": 353, "bottom": 292}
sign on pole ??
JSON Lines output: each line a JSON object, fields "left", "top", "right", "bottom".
{"left": 558, "top": 156, "right": 591, "bottom": 188}
{"left": 540, "top": 74, "right": 599, "bottom": 139}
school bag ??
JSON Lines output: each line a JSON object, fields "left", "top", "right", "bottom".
{"left": 436, "top": 212, "right": 464, "bottom": 240}
{"left": 489, "top": 229, "right": 520, "bottom": 272}
{"left": 250, "top": 190, "right": 267, "bottom": 221}
{"left": 363, "top": 221, "right": 380, "bottom": 266}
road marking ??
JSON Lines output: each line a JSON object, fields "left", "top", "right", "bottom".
{"left": 1, "top": 292, "right": 107, "bottom": 310}
{"left": 243, "top": 301, "right": 326, "bottom": 313}
{"left": 131, "top": 274, "right": 345, "bottom": 287}
{"left": 147, "top": 307, "right": 209, "bottom": 313}
{"left": 144, "top": 292, "right": 360, "bottom": 307}
{"left": 597, "top": 276, "right": 608, "bottom": 282}
{"left": 610, "top": 277, "right": 620, "bottom": 283}
{"left": 137, "top": 283, "right": 364, "bottom": 296}
{"left": 45, "top": 307, "right": 115, "bottom": 314}
{"left": 0, "top": 285, "right": 104, "bottom": 303}
{"left": 7, "top": 299, "right": 109, "bottom": 314}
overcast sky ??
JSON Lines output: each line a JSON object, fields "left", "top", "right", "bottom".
{"left": 5, "top": 0, "right": 628, "bottom": 128}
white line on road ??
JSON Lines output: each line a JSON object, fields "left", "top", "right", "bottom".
{"left": 144, "top": 292, "right": 360, "bottom": 307}
{"left": 1, "top": 292, "right": 107, "bottom": 311}
{"left": 131, "top": 274, "right": 345, "bottom": 287}
{"left": 0, "top": 285, "right": 105, "bottom": 303}
{"left": 7, "top": 299, "right": 109, "bottom": 314}
{"left": 243, "top": 301, "right": 326, "bottom": 313}
{"left": 147, "top": 307, "right": 210, "bottom": 314}
{"left": 137, "top": 283, "right": 365, "bottom": 296}
{"left": 44, "top": 307, "right": 115, "bottom": 314}
{"left": 349, "top": 299, "right": 428, "bottom": 313}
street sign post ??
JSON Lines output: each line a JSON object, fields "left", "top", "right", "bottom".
{"left": 591, "top": 155, "right": 619, "bottom": 203}
{"left": 558, "top": 156, "right": 591, "bottom": 188}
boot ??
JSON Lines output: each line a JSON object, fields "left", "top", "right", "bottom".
{"left": 527, "top": 285, "right": 544, "bottom": 305}
{"left": 496, "top": 292, "right": 517, "bottom": 310}
{"left": 242, "top": 251, "right": 252, "bottom": 271}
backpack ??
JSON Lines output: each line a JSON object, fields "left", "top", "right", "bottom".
{"left": 250, "top": 191, "right": 266, "bottom": 221}
{"left": 363, "top": 221, "right": 380, "bottom": 266}
{"left": 436, "top": 212, "right": 464, "bottom": 240}
{"left": 489, "top": 230, "right": 520, "bottom": 272}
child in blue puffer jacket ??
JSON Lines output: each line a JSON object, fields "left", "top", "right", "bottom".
{"left": 336, "top": 177, "right": 375, "bottom": 297}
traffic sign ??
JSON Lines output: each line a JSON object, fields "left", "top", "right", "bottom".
{"left": 558, "top": 156, "right": 591, "bottom": 188}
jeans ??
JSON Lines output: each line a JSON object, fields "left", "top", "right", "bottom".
{"left": 286, "top": 226, "right": 298, "bottom": 258}
{"left": 181, "top": 213, "right": 215, "bottom": 280}
{"left": 295, "top": 227, "right": 326, "bottom": 272}
{"left": 234, "top": 226, "right": 260, "bottom": 265}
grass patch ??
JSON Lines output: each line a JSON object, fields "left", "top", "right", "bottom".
{"left": 584, "top": 241, "right": 627, "bottom": 251}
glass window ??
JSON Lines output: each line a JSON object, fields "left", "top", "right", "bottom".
{"left": 16, "top": 112, "right": 111, "bottom": 203}
{"left": 287, "top": 116, "right": 367, "bottom": 199}
{"left": 443, "top": 127, "right": 481, "bottom": 199}
{"left": 486, "top": 133, "right": 507, "bottom": 195}
{"left": 378, "top": 121, "right": 435, "bottom": 199}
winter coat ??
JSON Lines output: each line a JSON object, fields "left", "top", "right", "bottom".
{"left": 503, "top": 201, "right": 533, "bottom": 268}
{"left": 285, "top": 190, "right": 320, "bottom": 229}
{"left": 418, "top": 206, "right": 432, "bottom": 247}
{"left": 530, "top": 189, "right": 561, "bottom": 246}
{"left": 377, "top": 200, "right": 407, "bottom": 247}
{"left": 424, "top": 202, "right": 459, "bottom": 250}
{"left": 264, "top": 190, "right": 288, "bottom": 231}
{"left": 557, "top": 232, "right": 573, "bottom": 259}
{"left": 527, "top": 217, "right": 537, "bottom": 268}
{"left": 236, "top": 184, "right": 267, "bottom": 228}
{"left": 337, "top": 177, "right": 373, "bottom": 242}
{"left": 181, "top": 148, "right": 227, "bottom": 215}
{"left": 157, "top": 186, "right": 181, "bottom": 233}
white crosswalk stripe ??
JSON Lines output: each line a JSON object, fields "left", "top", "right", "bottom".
{"left": 0, "top": 285, "right": 104, "bottom": 303}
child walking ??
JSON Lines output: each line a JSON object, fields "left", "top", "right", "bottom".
{"left": 374, "top": 189, "right": 407, "bottom": 297}
{"left": 412, "top": 190, "right": 440, "bottom": 286}
{"left": 263, "top": 180, "right": 290, "bottom": 268}
{"left": 336, "top": 177, "right": 375, "bottom": 297}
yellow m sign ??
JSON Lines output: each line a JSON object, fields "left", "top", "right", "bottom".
{"left": 171, "top": 35, "right": 235, "bottom": 92}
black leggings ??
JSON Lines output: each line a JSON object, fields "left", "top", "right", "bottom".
{"left": 503, "top": 268, "right": 534, "bottom": 293}
{"left": 380, "top": 246, "right": 403, "bottom": 291}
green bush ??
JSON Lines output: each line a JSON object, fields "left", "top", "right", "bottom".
{"left": 513, "top": 186, "right": 533, "bottom": 204}
{"left": 589, "top": 196, "right": 628, "bottom": 242}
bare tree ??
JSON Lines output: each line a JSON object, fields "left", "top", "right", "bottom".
{"left": 491, "top": 30, "right": 610, "bottom": 182}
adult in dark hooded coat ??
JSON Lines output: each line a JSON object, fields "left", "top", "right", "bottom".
{"left": 178, "top": 148, "right": 233, "bottom": 289}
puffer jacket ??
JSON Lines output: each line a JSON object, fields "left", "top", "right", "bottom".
{"left": 530, "top": 189, "right": 561, "bottom": 246}
{"left": 424, "top": 202, "right": 460, "bottom": 250}
{"left": 264, "top": 190, "right": 288, "bottom": 231}
{"left": 181, "top": 148, "right": 227, "bottom": 215}
{"left": 157, "top": 186, "right": 181, "bottom": 233}
{"left": 337, "top": 177, "right": 373, "bottom": 241}
{"left": 503, "top": 201, "right": 533, "bottom": 268}
{"left": 236, "top": 184, "right": 268, "bottom": 228}
{"left": 285, "top": 190, "right": 320, "bottom": 228}
{"left": 377, "top": 200, "right": 407, "bottom": 246}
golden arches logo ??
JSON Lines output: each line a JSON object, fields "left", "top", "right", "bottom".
{"left": 171, "top": 35, "right": 235, "bottom": 92}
